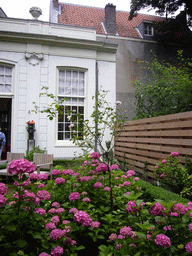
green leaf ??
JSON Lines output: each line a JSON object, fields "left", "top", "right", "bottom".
{"left": 98, "top": 235, "right": 105, "bottom": 239}
{"left": 99, "top": 245, "right": 108, "bottom": 252}
{"left": 16, "top": 239, "right": 27, "bottom": 248}
{"left": 33, "top": 233, "right": 42, "bottom": 239}
{"left": 76, "top": 245, "right": 85, "bottom": 250}
{"left": 4, "top": 224, "right": 17, "bottom": 231}
{"left": 136, "top": 232, "right": 146, "bottom": 239}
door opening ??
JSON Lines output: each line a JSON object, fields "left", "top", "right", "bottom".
{"left": 0, "top": 98, "right": 12, "bottom": 160}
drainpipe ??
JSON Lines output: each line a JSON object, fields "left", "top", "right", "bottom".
{"left": 95, "top": 61, "right": 99, "bottom": 152}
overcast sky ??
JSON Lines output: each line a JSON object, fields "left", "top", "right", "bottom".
{"left": 1, "top": 0, "right": 159, "bottom": 22}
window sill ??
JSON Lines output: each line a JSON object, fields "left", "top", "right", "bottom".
{"left": 54, "top": 141, "right": 78, "bottom": 147}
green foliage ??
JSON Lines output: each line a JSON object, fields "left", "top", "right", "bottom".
{"left": 153, "top": 153, "right": 192, "bottom": 198}
{"left": 25, "top": 146, "right": 47, "bottom": 162}
{"left": 134, "top": 50, "right": 192, "bottom": 119}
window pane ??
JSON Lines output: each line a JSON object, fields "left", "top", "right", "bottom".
{"left": 0, "top": 66, "right": 12, "bottom": 94}
{"left": 58, "top": 132, "right": 64, "bottom": 140}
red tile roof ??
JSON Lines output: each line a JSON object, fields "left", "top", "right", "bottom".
{"left": 58, "top": 3, "right": 164, "bottom": 39}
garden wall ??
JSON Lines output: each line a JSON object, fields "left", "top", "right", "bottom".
{"left": 115, "top": 111, "right": 192, "bottom": 176}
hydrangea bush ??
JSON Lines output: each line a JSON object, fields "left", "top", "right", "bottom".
{"left": 1, "top": 154, "right": 192, "bottom": 255}
{"left": 153, "top": 152, "right": 192, "bottom": 197}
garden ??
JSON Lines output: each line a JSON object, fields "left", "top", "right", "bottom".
{"left": 1, "top": 151, "right": 192, "bottom": 256}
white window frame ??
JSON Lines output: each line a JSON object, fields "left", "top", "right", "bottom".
{"left": 144, "top": 23, "right": 154, "bottom": 36}
{"left": 56, "top": 67, "right": 87, "bottom": 144}
{"left": 0, "top": 63, "right": 14, "bottom": 96}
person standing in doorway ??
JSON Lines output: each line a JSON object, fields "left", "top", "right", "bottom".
{"left": 0, "top": 132, "right": 6, "bottom": 161}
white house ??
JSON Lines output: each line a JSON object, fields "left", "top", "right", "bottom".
{"left": 0, "top": 15, "right": 117, "bottom": 159}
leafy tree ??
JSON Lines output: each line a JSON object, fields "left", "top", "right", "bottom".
{"left": 129, "top": 0, "right": 192, "bottom": 26}
{"left": 134, "top": 50, "right": 192, "bottom": 119}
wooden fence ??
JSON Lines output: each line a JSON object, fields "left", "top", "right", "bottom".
{"left": 115, "top": 111, "right": 192, "bottom": 176}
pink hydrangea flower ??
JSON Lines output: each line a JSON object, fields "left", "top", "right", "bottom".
{"left": 115, "top": 244, "right": 122, "bottom": 249}
{"left": 69, "top": 207, "right": 78, "bottom": 214}
{"left": 51, "top": 216, "right": 60, "bottom": 224}
{"left": 56, "top": 208, "right": 65, "bottom": 214}
{"left": 45, "top": 222, "right": 56, "bottom": 230}
{"left": 162, "top": 159, "right": 167, "bottom": 163}
{"left": 96, "top": 163, "right": 108, "bottom": 173}
{"left": 52, "top": 169, "right": 60, "bottom": 176}
{"left": 29, "top": 173, "right": 39, "bottom": 180}
{"left": 61, "top": 169, "right": 74, "bottom": 175}
{"left": 48, "top": 208, "right": 56, "bottom": 214}
{"left": 160, "top": 174, "right": 165, "bottom": 178}
{"left": 51, "top": 246, "right": 63, "bottom": 256}
{"left": 52, "top": 202, "right": 60, "bottom": 208}
{"left": 188, "top": 224, "right": 192, "bottom": 232}
{"left": 55, "top": 177, "right": 65, "bottom": 185}
{"left": 34, "top": 208, "right": 46, "bottom": 215}
{"left": 69, "top": 192, "right": 80, "bottom": 201}
{"left": 134, "top": 177, "right": 139, "bottom": 181}
{"left": 171, "top": 203, "right": 187, "bottom": 215}
{"left": 0, "top": 183, "right": 8, "bottom": 195}
{"left": 38, "top": 173, "right": 48, "bottom": 180}
{"left": 109, "top": 233, "right": 117, "bottom": 241}
{"left": 82, "top": 197, "right": 91, "bottom": 202}
{"left": 39, "top": 253, "right": 51, "bottom": 256}
{"left": 110, "top": 164, "right": 119, "bottom": 170}
{"left": 114, "top": 177, "right": 119, "bottom": 180}
{"left": 123, "top": 181, "right": 131, "bottom": 186}
{"left": 91, "top": 221, "right": 100, "bottom": 228}
{"left": 186, "top": 242, "right": 192, "bottom": 253}
{"left": 37, "top": 183, "right": 45, "bottom": 189}
{"left": 93, "top": 182, "right": 103, "bottom": 188}
{"left": 126, "top": 170, "right": 135, "bottom": 176}
{"left": 155, "top": 165, "right": 159, "bottom": 169}
{"left": 150, "top": 202, "right": 166, "bottom": 216}
{"left": 37, "top": 190, "right": 51, "bottom": 200}
{"left": 104, "top": 186, "right": 111, "bottom": 191}
{"left": 8, "top": 159, "right": 36, "bottom": 175}
{"left": 154, "top": 234, "right": 171, "bottom": 248}
{"left": 74, "top": 210, "right": 92, "bottom": 227}
{"left": 62, "top": 220, "right": 70, "bottom": 224}
{"left": 120, "top": 226, "right": 133, "bottom": 236}
{"left": 89, "top": 152, "right": 100, "bottom": 159}
{"left": 50, "top": 229, "right": 64, "bottom": 241}
{"left": 0, "top": 195, "right": 6, "bottom": 207}
{"left": 170, "top": 152, "right": 179, "bottom": 157}
{"left": 118, "top": 235, "right": 125, "bottom": 239}
{"left": 126, "top": 201, "right": 137, "bottom": 213}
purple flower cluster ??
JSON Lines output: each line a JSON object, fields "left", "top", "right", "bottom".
{"left": 35, "top": 208, "right": 46, "bottom": 216}
{"left": 126, "top": 170, "right": 135, "bottom": 177}
{"left": 109, "top": 233, "right": 117, "bottom": 241}
{"left": 52, "top": 169, "right": 60, "bottom": 176}
{"left": 51, "top": 216, "right": 60, "bottom": 224}
{"left": 150, "top": 202, "right": 166, "bottom": 216}
{"left": 89, "top": 152, "right": 100, "bottom": 159}
{"left": 123, "top": 181, "right": 131, "bottom": 186}
{"left": 8, "top": 159, "right": 36, "bottom": 175}
{"left": 52, "top": 202, "right": 60, "bottom": 208}
{"left": 120, "top": 226, "right": 133, "bottom": 236}
{"left": 186, "top": 242, "right": 192, "bottom": 253}
{"left": 61, "top": 169, "right": 74, "bottom": 175}
{"left": 82, "top": 197, "right": 91, "bottom": 202}
{"left": 0, "top": 195, "right": 6, "bottom": 207}
{"left": 69, "top": 192, "right": 80, "bottom": 201}
{"left": 50, "top": 229, "right": 64, "bottom": 241}
{"left": 171, "top": 203, "right": 187, "bottom": 215}
{"left": 126, "top": 201, "right": 137, "bottom": 213}
{"left": 110, "top": 164, "right": 119, "bottom": 170}
{"left": 170, "top": 152, "right": 179, "bottom": 157}
{"left": 39, "top": 253, "right": 51, "bottom": 256}
{"left": 154, "top": 234, "right": 171, "bottom": 248}
{"left": 0, "top": 183, "right": 8, "bottom": 195}
{"left": 37, "top": 190, "right": 51, "bottom": 200}
{"left": 103, "top": 186, "right": 111, "bottom": 191}
{"left": 93, "top": 182, "right": 103, "bottom": 188}
{"left": 91, "top": 221, "right": 100, "bottom": 229}
{"left": 96, "top": 163, "right": 108, "bottom": 173}
{"left": 45, "top": 222, "right": 56, "bottom": 230}
{"left": 74, "top": 210, "right": 92, "bottom": 227}
{"left": 69, "top": 207, "right": 78, "bottom": 214}
{"left": 55, "top": 177, "right": 65, "bottom": 185}
{"left": 51, "top": 246, "right": 63, "bottom": 256}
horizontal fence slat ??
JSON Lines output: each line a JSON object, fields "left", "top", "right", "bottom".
{"left": 115, "top": 111, "right": 192, "bottom": 176}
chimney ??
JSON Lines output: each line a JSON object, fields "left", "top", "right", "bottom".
{"left": 53, "top": 0, "right": 59, "bottom": 8}
{"left": 104, "top": 3, "right": 117, "bottom": 35}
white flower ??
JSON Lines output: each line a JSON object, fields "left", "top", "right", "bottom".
{"left": 116, "top": 101, "right": 122, "bottom": 105}
{"left": 67, "top": 115, "right": 71, "bottom": 121}
{"left": 69, "top": 124, "right": 74, "bottom": 129}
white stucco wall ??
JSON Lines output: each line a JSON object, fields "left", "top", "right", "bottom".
{"left": 0, "top": 18, "right": 116, "bottom": 159}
